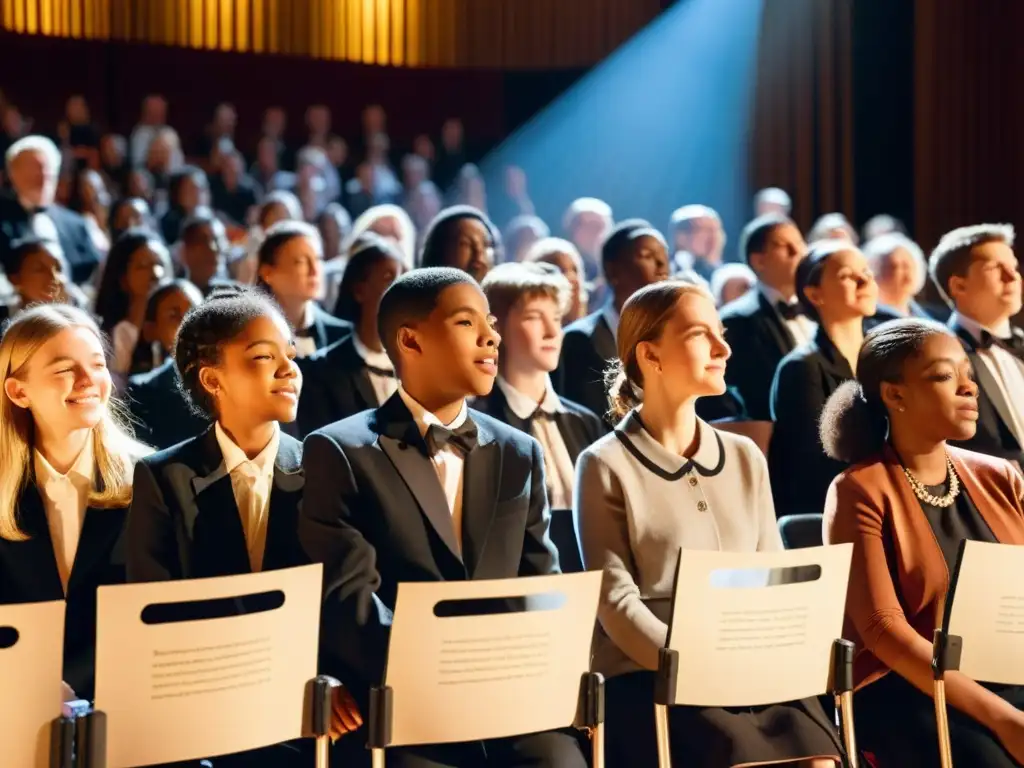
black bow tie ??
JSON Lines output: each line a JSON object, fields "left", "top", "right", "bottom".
{"left": 776, "top": 302, "right": 805, "bottom": 321}
{"left": 365, "top": 364, "right": 396, "bottom": 378}
{"left": 295, "top": 325, "right": 316, "bottom": 339}
{"left": 426, "top": 420, "right": 478, "bottom": 455}
{"left": 979, "top": 330, "right": 1024, "bottom": 359}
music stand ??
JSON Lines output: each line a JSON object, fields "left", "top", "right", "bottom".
{"left": 366, "top": 571, "right": 605, "bottom": 767}
{"left": 933, "top": 540, "right": 1024, "bottom": 768}
{"left": 80, "top": 564, "right": 335, "bottom": 767}
{"left": 654, "top": 544, "right": 858, "bottom": 768}
{"left": 0, "top": 600, "right": 71, "bottom": 768}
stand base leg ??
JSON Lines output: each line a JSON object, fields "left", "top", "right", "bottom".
{"left": 837, "top": 690, "right": 858, "bottom": 768}
{"left": 315, "top": 735, "right": 330, "bottom": 768}
{"left": 371, "top": 747, "right": 386, "bottom": 768}
{"left": 934, "top": 678, "right": 954, "bottom": 768}
{"left": 590, "top": 722, "right": 605, "bottom": 768}
{"left": 654, "top": 703, "right": 671, "bottom": 768}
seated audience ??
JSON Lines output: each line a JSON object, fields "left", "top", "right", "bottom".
{"left": 753, "top": 186, "right": 792, "bottom": 217}
{"left": 770, "top": 239, "right": 877, "bottom": 516}
{"left": 930, "top": 224, "right": 1024, "bottom": 469}
{"left": 861, "top": 213, "right": 906, "bottom": 243}
{"left": 864, "top": 233, "right": 931, "bottom": 322}
{"left": 720, "top": 213, "right": 811, "bottom": 421}
{"left": 503, "top": 214, "right": 549, "bottom": 263}
{"left": 0, "top": 236, "right": 76, "bottom": 322}
{"left": 349, "top": 203, "right": 416, "bottom": 271}
{"left": 418, "top": 205, "right": 499, "bottom": 283}
{"left": 823, "top": 318, "right": 1024, "bottom": 767}
{"left": 524, "top": 237, "right": 588, "bottom": 324}
{"left": 555, "top": 219, "right": 670, "bottom": 423}
{"left": 300, "top": 233, "right": 404, "bottom": 435}
{"left": 476, "top": 262, "right": 604, "bottom": 510}
{"left": 562, "top": 196, "right": 613, "bottom": 285}
{"left": 808, "top": 212, "right": 858, "bottom": 244}
{"left": 257, "top": 220, "right": 351, "bottom": 357}
{"left": 0, "top": 305, "right": 148, "bottom": 701}
{"left": 159, "top": 165, "right": 208, "bottom": 245}
{"left": 668, "top": 204, "right": 725, "bottom": 281}
{"left": 299, "top": 267, "right": 587, "bottom": 768}
{"left": 179, "top": 210, "right": 233, "bottom": 296}
{"left": 107, "top": 196, "right": 153, "bottom": 244}
{"left": 709, "top": 262, "right": 756, "bottom": 307}
{"left": 576, "top": 280, "right": 840, "bottom": 767}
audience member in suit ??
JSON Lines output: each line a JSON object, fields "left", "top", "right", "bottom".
{"left": 477, "top": 262, "right": 605, "bottom": 509}
{"left": 562, "top": 197, "right": 613, "bottom": 288}
{"left": 863, "top": 233, "right": 932, "bottom": 326}
{"left": 576, "top": 281, "right": 841, "bottom": 768}
{"left": 770, "top": 240, "right": 878, "bottom": 517}
{"left": 667, "top": 204, "right": 725, "bottom": 281}
{"left": 127, "top": 286, "right": 354, "bottom": 764}
{"left": 418, "top": 204, "right": 499, "bottom": 283}
{"left": 299, "top": 268, "right": 587, "bottom": 768}
{"left": 0, "top": 236, "right": 85, "bottom": 323}
{"left": 178, "top": 210, "right": 236, "bottom": 298}
{"left": 0, "top": 305, "right": 149, "bottom": 701}
{"left": 822, "top": 319, "right": 1024, "bottom": 767}
{"left": 158, "top": 165, "right": 208, "bottom": 246}
{"left": 0, "top": 136, "right": 101, "bottom": 285}
{"left": 554, "top": 219, "right": 670, "bottom": 424}
{"left": 719, "top": 213, "right": 812, "bottom": 421}
{"left": 709, "top": 262, "right": 757, "bottom": 308}
{"left": 298, "top": 233, "right": 403, "bottom": 436}
{"left": 523, "top": 237, "right": 589, "bottom": 325}
{"left": 929, "top": 224, "right": 1024, "bottom": 469}
{"left": 348, "top": 203, "right": 417, "bottom": 273}
{"left": 257, "top": 220, "right": 352, "bottom": 358}
{"left": 93, "top": 229, "right": 172, "bottom": 377}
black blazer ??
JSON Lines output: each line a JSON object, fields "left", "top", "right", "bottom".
{"left": 553, "top": 309, "right": 617, "bottom": 425}
{"left": 865, "top": 300, "right": 933, "bottom": 329}
{"left": 300, "top": 304, "right": 352, "bottom": 352}
{"left": 719, "top": 289, "right": 800, "bottom": 421}
{"left": 0, "top": 194, "right": 101, "bottom": 284}
{"left": 472, "top": 386, "right": 606, "bottom": 464}
{"left": 768, "top": 327, "right": 854, "bottom": 517}
{"left": 296, "top": 335, "right": 384, "bottom": 437}
{"left": 299, "top": 393, "right": 560, "bottom": 702}
{"left": 127, "top": 425, "right": 307, "bottom": 582}
{"left": 0, "top": 486, "right": 127, "bottom": 699}
{"left": 949, "top": 318, "right": 1024, "bottom": 469}
{"left": 127, "top": 358, "right": 211, "bottom": 450}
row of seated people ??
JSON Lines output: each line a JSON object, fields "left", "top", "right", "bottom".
{"left": 3, "top": 254, "right": 1024, "bottom": 767}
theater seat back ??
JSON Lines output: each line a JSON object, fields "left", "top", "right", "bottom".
{"left": 778, "top": 514, "right": 824, "bottom": 549}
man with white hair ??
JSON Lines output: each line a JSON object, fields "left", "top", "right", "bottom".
{"left": 668, "top": 204, "right": 725, "bottom": 280}
{"left": 0, "top": 135, "right": 99, "bottom": 284}
{"left": 753, "top": 186, "right": 792, "bottom": 217}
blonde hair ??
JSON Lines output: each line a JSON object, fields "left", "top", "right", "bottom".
{"left": 348, "top": 204, "right": 417, "bottom": 271}
{"left": 605, "top": 278, "right": 715, "bottom": 422}
{"left": 0, "top": 305, "right": 150, "bottom": 541}
{"left": 480, "top": 262, "right": 571, "bottom": 327}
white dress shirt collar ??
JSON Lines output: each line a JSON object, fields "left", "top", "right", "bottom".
{"left": 600, "top": 302, "right": 620, "bottom": 340}
{"left": 758, "top": 282, "right": 798, "bottom": 307}
{"left": 951, "top": 311, "right": 1013, "bottom": 342}
{"left": 352, "top": 334, "right": 394, "bottom": 372}
{"left": 34, "top": 438, "right": 94, "bottom": 495}
{"left": 215, "top": 421, "right": 279, "bottom": 479}
{"left": 398, "top": 385, "right": 468, "bottom": 437}
{"left": 496, "top": 376, "right": 565, "bottom": 420}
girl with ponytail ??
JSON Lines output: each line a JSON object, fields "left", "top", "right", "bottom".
{"left": 575, "top": 279, "right": 841, "bottom": 767}
{"left": 823, "top": 318, "right": 1024, "bottom": 766}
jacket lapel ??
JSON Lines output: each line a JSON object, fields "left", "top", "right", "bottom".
{"left": 953, "top": 323, "right": 1022, "bottom": 448}
{"left": 264, "top": 433, "right": 305, "bottom": 570}
{"left": 553, "top": 411, "right": 588, "bottom": 463}
{"left": 188, "top": 427, "right": 252, "bottom": 577}
{"left": 593, "top": 315, "right": 617, "bottom": 363}
{"left": 460, "top": 416, "right": 501, "bottom": 579}
{"left": 756, "top": 290, "right": 797, "bottom": 356}
{"left": 67, "top": 505, "right": 127, "bottom": 595}
{"left": 11, "top": 486, "right": 64, "bottom": 599}
{"left": 375, "top": 395, "right": 464, "bottom": 564}
{"left": 311, "top": 305, "right": 330, "bottom": 350}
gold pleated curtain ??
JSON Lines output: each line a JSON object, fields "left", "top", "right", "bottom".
{"left": 0, "top": 0, "right": 661, "bottom": 68}
{"left": 749, "top": 0, "right": 854, "bottom": 231}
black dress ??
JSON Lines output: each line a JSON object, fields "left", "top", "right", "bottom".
{"left": 854, "top": 477, "right": 1024, "bottom": 767}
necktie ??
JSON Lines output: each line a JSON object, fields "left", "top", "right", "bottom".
{"left": 236, "top": 462, "right": 267, "bottom": 573}
{"left": 426, "top": 420, "right": 479, "bottom": 455}
{"left": 776, "top": 302, "right": 805, "bottom": 321}
{"left": 979, "top": 330, "right": 1024, "bottom": 361}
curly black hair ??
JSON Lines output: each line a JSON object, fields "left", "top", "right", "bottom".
{"left": 172, "top": 284, "right": 285, "bottom": 418}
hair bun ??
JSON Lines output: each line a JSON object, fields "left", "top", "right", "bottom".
{"left": 819, "top": 379, "right": 887, "bottom": 464}
{"left": 604, "top": 358, "right": 639, "bottom": 422}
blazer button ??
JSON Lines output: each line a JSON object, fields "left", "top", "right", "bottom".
{"left": 697, "top": 500, "right": 708, "bottom": 512}
{"left": 688, "top": 476, "right": 698, "bottom": 487}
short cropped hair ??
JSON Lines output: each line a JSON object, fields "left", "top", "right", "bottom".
{"left": 753, "top": 187, "right": 791, "bottom": 213}
{"left": 562, "top": 197, "right": 613, "bottom": 233}
{"left": 377, "top": 267, "right": 478, "bottom": 365}
{"left": 600, "top": 219, "right": 666, "bottom": 272}
{"left": 928, "top": 223, "right": 1016, "bottom": 306}
{"left": 481, "top": 262, "right": 570, "bottom": 327}
{"left": 739, "top": 212, "right": 793, "bottom": 265}
{"left": 180, "top": 208, "right": 222, "bottom": 244}
{"left": 5, "top": 135, "right": 61, "bottom": 174}
{"left": 257, "top": 220, "right": 322, "bottom": 268}
{"left": 669, "top": 204, "right": 720, "bottom": 233}
{"left": 863, "top": 233, "right": 927, "bottom": 295}
{"left": 523, "top": 237, "right": 585, "bottom": 278}
{"left": 3, "top": 236, "right": 64, "bottom": 277}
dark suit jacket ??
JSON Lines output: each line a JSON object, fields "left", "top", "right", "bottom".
{"left": 0, "top": 194, "right": 100, "bottom": 284}
{"left": 296, "top": 335, "right": 382, "bottom": 437}
{"left": 769, "top": 327, "right": 854, "bottom": 517}
{"left": 127, "top": 426, "right": 307, "bottom": 582}
{"left": 949, "top": 318, "right": 1024, "bottom": 469}
{"left": 0, "top": 487, "right": 127, "bottom": 699}
{"left": 127, "top": 358, "right": 211, "bottom": 450}
{"left": 553, "top": 310, "right": 617, "bottom": 425}
{"left": 472, "top": 386, "right": 606, "bottom": 465}
{"left": 865, "top": 300, "right": 932, "bottom": 329}
{"left": 720, "top": 289, "right": 799, "bottom": 421}
{"left": 298, "top": 393, "right": 560, "bottom": 702}
{"left": 302, "top": 304, "right": 352, "bottom": 351}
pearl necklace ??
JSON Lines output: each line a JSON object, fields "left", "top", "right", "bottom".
{"left": 902, "top": 456, "right": 960, "bottom": 508}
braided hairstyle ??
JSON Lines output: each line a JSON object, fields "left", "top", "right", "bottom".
{"left": 172, "top": 284, "right": 285, "bottom": 418}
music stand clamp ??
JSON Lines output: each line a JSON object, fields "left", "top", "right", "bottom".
{"left": 932, "top": 628, "right": 963, "bottom": 768}
{"left": 74, "top": 709, "right": 107, "bottom": 768}
{"left": 368, "top": 684, "right": 393, "bottom": 768}
{"left": 829, "top": 639, "right": 859, "bottom": 768}
{"left": 49, "top": 715, "right": 75, "bottom": 768}
{"left": 575, "top": 672, "right": 606, "bottom": 768}
{"left": 309, "top": 674, "right": 340, "bottom": 768}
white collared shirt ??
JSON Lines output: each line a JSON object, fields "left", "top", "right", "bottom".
{"left": 214, "top": 422, "right": 279, "bottom": 572}
{"left": 34, "top": 438, "right": 94, "bottom": 593}
{"left": 294, "top": 302, "right": 318, "bottom": 359}
{"left": 952, "top": 312, "right": 1024, "bottom": 445}
{"left": 758, "top": 283, "right": 816, "bottom": 346}
{"left": 600, "top": 302, "right": 620, "bottom": 341}
{"left": 398, "top": 385, "right": 467, "bottom": 551}
{"left": 352, "top": 334, "right": 398, "bottom": 405}
{"left": 497, "top": 376, "right": 575, "bottom": 510}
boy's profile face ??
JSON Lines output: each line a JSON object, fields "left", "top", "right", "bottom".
{"left": 400, "top": 282, "right": 500, "bottom": 399}
{"left": 12, "top": 245, "right": 65, "bottom": 304}
{"left": 502, "top": 294, "right": 563, "bottom": 375}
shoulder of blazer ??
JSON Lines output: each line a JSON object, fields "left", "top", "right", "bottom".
{"left": 129, "top": 357, "right": 177, "bottom": 390}
{"left": 313, "top": 303, "right": 353, "bottom": 332}
{"left": 470, "top": 408, "right": 535, "bottom": 458}
{"left": 562, "top": 310, "right": 602, "bottom": 339}
{"left": 309, "top": 408, "right": 377, "bottom": 448}
{"left": 557, "top": 396, "right": 604, "bottom": 434}
{"left": 139, "top": 428, "right": 210, "bottom": 474}
{"left": 305, "top": 333, "right": 360, "bottom": 372}
{"left": 719, "top": 289, "right": 762, "bottom": 323}
{"left": 948, "top": 444, "right": 1021, "bottom": 480}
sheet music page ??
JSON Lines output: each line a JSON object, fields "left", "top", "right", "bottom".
{"left": 948, "top": 540, "right": 1024, "bottom": 685}
{"left": 667, "top": 544, "right": 851, "bottom": 707}
{"left": 94, "top": 564, "right": 321, "bottom": 767}
{"left": 385, "top": 571, "right": 602, "bottom": 746}
{"left": 0, "top": 600, "right": 64, "bottom": 768}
